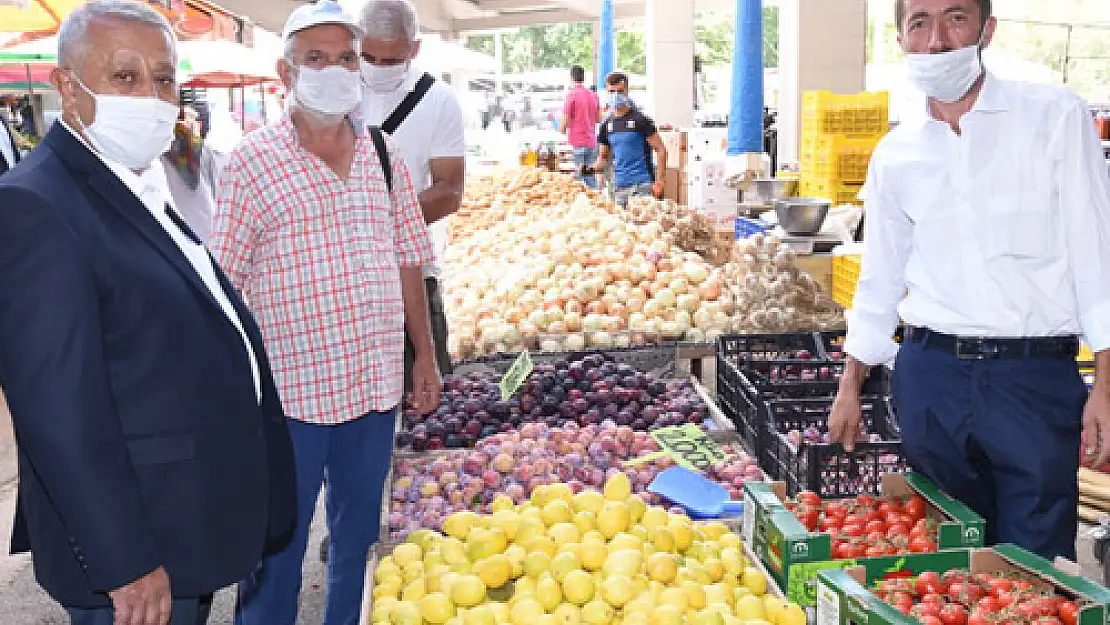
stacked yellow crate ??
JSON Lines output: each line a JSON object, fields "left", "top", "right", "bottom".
{"left": 798, "top": 90, "right": 889, "bottom": 205}
{"left": 831, "top": 254, "right": 862, "bottom": 309}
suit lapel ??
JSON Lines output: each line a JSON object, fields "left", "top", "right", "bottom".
{"left": 45, "top": 125, "right": 230, "bottom": 323}
{"left": 210, "top": 257, "right": 280, "bottom": 411}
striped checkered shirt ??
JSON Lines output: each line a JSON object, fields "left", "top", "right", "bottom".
{"left": 210, "top": 116, "right": 433, "bottom": 425}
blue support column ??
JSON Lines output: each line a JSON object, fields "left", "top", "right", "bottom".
{"left": 597, "top": 0, "right": 615, "bottom": 91}
{"left": 727, "top": 0, "right": 764, "bottom": 155}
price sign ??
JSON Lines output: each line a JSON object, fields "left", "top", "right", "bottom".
{"left": 499, "top": 350, "right": 533, "bottom": 401}
{"left": 650, "top": 424, "right": 729, "bottom": 471}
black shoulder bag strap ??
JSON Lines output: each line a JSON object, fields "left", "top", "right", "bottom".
{"left": 369, "top": 126, "right": 392, "bottom": 192}
{"left": 381, "top": 73, "right": 435, "bottom": 135}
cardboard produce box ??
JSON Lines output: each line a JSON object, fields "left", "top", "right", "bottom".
{"left": 659, "top": 130, "right": 688, "bottom": 171}
{"left": 743, "top": 473, "right": 986, "bottom": 607}
{"left": 663, "top": 169, "right": 682, "bottom": 202}
{"left": 817, "top": 545, "right": 1110, "bottom": 625}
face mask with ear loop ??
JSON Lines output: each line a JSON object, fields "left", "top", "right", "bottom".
{"left": 70, "top": 73, "right": 180, "bottom": 171}
{"left": 904, "top": 27, "right": 987, "bottom": 103}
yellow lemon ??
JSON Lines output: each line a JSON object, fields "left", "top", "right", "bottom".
{"left": 645, "top": 552, "right": 679, "bottom": 584}
{"left": 699, "top": 522, "right": 729, "bottom": 541}
{"left": 530, "top": 485, "right": 552, "bottom": 508}
{"left": 669, "top": 524, "right": 693, "bottom": 553}
{"left": 623, "top": 614, "right": 650, "bottom": 625}
{"left": 469, "top": 528, "right": 509, "bottom": 561}
{"left": 391, "top": 601, "right": 422, "bottom": 625}
{"left": 574, "top": 491, "right": 605, "bottom": 514}
{"left": 599, "top": 574, "right": 636, "bottom": 608}
{"left": 649, "top": 604, "right": 682, "bottom": 625}
{"left": 402, "top": 578, "right": 427, "bottom": 602}
{"left": 603, "top": 472, "right": 632, "bottom": 501}
{"left": 562, "top": 570, "right": 596, "bottom": 605}
{"left": 549, "top": 522, "right": 582, "bottom": 545}
{"left": 548, "top": 483, "right": 574, "bottom": 505}
{"left": 733, "top": 595, "right": 765, "bottom": 621}
{"left": 703, "top": 583, "right": 731, "bottom": 607}
{"left": 780, "top": 603, "right": 806, "bottom": 625}
{"left": 524, "top": 551, "right": 553, "bottom": 578}
{"left": 550, "top": 551, "right": 581, "bottom": 583}
{"left": 641, "top": 506, "right": 668, "bottom": 530}
{"left": 597, "top": 502, "right": 631, "bottom": 539}
{"left": 465, "top": 605, "right": 497, "bottom": 625}
{"left": 488, "top": 602, "right": 510, "bottom": 623}
{"left": 419, "top": 593, "right": 456, "bottom": 625}
{"left": 602, "top": 549, "right": 642, "bottom": 578}
{"left": 719, "top": 548, "right": 742, "bottom": 577}
{"left": 626, "top": 495, "right": 647, "bottom": 523}
{"left": 475, "top": 555, "right": 512, "bottom": 589}
{"left": 581, "top": 599, "right": 615, "bottom": 625}
{"left": 536, "top": 574, "right": 564, "bottom": 612}
{"left": 537, "top": 615, "right": 559, "bottom": 625}
{"left": 543, "top": 499, "right": 575, "bottom": 526}
{"left": 762, "top": 596, "right": 786, "bottom": 624}
{"left": 658, "top": 587, "right": 688, "bottom": 613}
{"left": 579, "top": 541, "right": 608, "bottom": 572}
{"left": 393, "top": 543, "right": 424, "bottom": 568}
{"left": 692, "top": 608, "right": 725, "bottom": 625}
{"left": 443, "top": 512, "right": 480, "bottom": 540}
{"left": 574, "top": 511, "right": 598, "bottom": 534}
{"left": 554, "top": 603, "right": 581, "bottom": 625}
{"left": 516, "top": 518, "right": 548, "bottom": 545}
{"left": 450, "top": 575, "right": 487, "bottom": 608}
{"left": 526, "top": 536, "right": 558, "bottom": 558}
{"left": 439, "top": 572, "right": 461, "bottom": 598}
{"left": 408, "top": 529, "right": 438, "bottom": 550}
{"left": 515, "top": 576, "right": 537, "bottom": 597}
{"left": 442, "top": 539, "right": 469, "bottom": 565}
{"left": 741, "top": 567, "right": 768, "bottom": 596}
{"left": 651, "top": 528, "right": 676, "bottom": 553}
{"left": 681, "top": 581, "right": 707, "bottom": 610}
{"left": 703, "top": 557, "right": 725, "bottom": 583}
{"left": 505, "top": 544, "right": 527, "bottom": 578}
{"left": 511, "top": 598, "right": 545, "bottom": 625}
{"left": 375, "top": 580, "right": 402, "bottom": 601}
{"left": 490, "top": 510, "right": 523, "bottom": 541}
{"left": 608, "top": 533, "right": 641, "bottom": 553}
{"left": 492, "top": 495, "right": 516, "bottom": 513}
{"left": 371, "top": 597, "right": 398, "bottom": 623}
{"left": 582, "top": 530, "right": 606, "bottom": 544}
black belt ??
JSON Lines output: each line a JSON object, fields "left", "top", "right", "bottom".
{"left": 905, "top": 326, "right": 1079, "bottom": 360}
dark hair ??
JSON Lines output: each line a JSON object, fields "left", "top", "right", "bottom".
{"left": 570, "top": 66, "right": 585, "bottom": 83}
{"left": 606, "top": 72, "right": 628, "bottom": 89}
{"left": 895, "top": 0, "right": 991, "bottom": 32}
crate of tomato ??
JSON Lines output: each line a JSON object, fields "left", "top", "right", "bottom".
{"left": 761, "top": 396, "right": 905, "bottom": 497}
{"left": 817, "top": 544, "right": 1110, "bottom": 625}
{"left": 742, "top": 472, "right": 985, "bottom": 608}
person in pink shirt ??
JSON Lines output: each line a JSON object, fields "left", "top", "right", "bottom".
{"left": 559, "top": 65, "right": 601, "bottom": 188}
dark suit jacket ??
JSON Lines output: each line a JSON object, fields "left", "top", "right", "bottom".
{"left": 0, "top": 124, "right": 296, "bottom": 608}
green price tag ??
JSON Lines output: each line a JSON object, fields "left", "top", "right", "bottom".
{"left": 650, "top": 424, "right": 729, "bottom": 471}
{"left": 499, "top": 350, "right": 533, "bottom": 401}
{"left": 788, "top": 559, "right": 858, "bottom": 606}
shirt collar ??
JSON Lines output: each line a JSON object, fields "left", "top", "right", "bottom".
{"left": 280, "top": 112, "right": 366, "bottom": 142}
{"left": 921, "top": 71, "right": 1007, "bottom": 126}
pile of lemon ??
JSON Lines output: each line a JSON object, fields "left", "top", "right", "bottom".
{"left": 370, "top": 473, "right": 806, "bottom": 625}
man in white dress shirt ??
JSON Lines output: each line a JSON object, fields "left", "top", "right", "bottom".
{"left": 830, "top": 0, "right": 1110, "bottom": 560}
{"left": 0, "top": 2, "right": 295, "bottom": 623}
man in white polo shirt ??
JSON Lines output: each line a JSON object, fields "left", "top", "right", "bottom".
{"left": 357, "top": 0, "right": 465, "bottom": 388}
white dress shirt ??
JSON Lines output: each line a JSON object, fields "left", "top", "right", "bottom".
{"left": 0, "top": 116, "right": 16, "bottom": 170}
{"left": 360, "top": 66, "right": 466, "bottom": 280}
{"left": 61, "top": 120, "right": 262, "bottom": 401}
{"left": 845, "top": 73, "right": 1110, "bottom": 366}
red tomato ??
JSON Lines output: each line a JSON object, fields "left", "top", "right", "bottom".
{"left": 889, "top": 591, "right": 915, "bottom": 606}
{"left": 856, "top": 493, "right": 876, "bottom": 508}
{"left": 948, "top": 582, "right": 986, "bottom": 607}
{"left": 968, "top": 612, "right": 990, "bottom": 625}
{"left": 994, "top": 590, "right": 1015, "bottom": 609}
{"left": 879, "top": 501, "right": 901, "bottom": 517}
{"left": 985, "top": 577, "right": 1014, "bottom": 596}
{"left": 976, "top": 597, "right": 1001, "bottom": 613}
{"left": 887, "top": 523, "right": 913, "bottom": 538}
{"left": 798, "top": 490, "right": 821, "bottom": 507}
{"left": 864, "top": 508, "right": 884, "bottom": 523}
{"left": 939, "top": 603, "right": 968, "bottom": 625}
{"left": 1057, "top": 600, "right": 1078, "bottom": 625}
{"left": 866, "top": 519, "right": 888, "bottom": 535}
{"left": 837, "top": 542, "right": 863, "bottom": 559}
{"left": 904, "top": 494, "right": 927, "bottom": 520}
{"left": 1035, "top": 618, "right": 1063, "bottom": 625}
{"left": 912, "top": 604, "right": 942, "bottom": 620}
{"left": 921, "top": 617, "right": 944, "bottom": 625}
{"left": 865, "top": 546, "right": 886, "bottom": 557}
{"left": 1030, "top": 597, "right": 1060, "bottom": 617}
{"left": 821, "top": 516, "right": 842, "bottom": 532}
{"left": 866, "top": 531, "right": 887, "bottom": 544}
{"left": 843, "top": 513, "right": 865, "bottom": 527}
{"left": 942, "top": 570, "right": 972, "bottom": 587}
{"left": 1013, "top": 580, "right": 1034, "bottom": 592}
{"left": 825, "top": 503, "right": 848, "bottom": 519}
{"left": 921, "top": 593, "right": 946, "bottom": 609}
{"left": 841, "top": 523, "right": 865, "bottom": 538}
{"left": 910, "top": 536, "right": 938, "bottom": 553}
{"left": 916, "top": 572, "right": 945, "bottom": 597}
{"left": 796, "top": 506, "right": 820, "bottom": 531}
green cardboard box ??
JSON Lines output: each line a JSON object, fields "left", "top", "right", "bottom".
{"left": 817, "top": 545, "right": 1110, "bottom": 625}
{"left": 742, "top": 472, "right": 986, "bottom": 607}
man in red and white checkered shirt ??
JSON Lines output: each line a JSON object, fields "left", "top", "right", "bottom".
{"left": 209, "top": 3, "right": 441, "bottom": 623}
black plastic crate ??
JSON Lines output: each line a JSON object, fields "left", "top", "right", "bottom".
{"left": 715, "top": 352, "right": 761, "bottom": 454}
{"left": 762, "top": 397, "right": 905, "bottom": 498}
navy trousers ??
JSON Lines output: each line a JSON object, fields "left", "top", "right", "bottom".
{"left": 892, "top": 338, "right": 1087, "bottom": 560}
{"left": 67, "top": 595, "right": 212, "bottom": 625}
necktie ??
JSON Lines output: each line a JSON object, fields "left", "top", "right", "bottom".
{"left": 164, "top": 202, "right": 203, "bottom": 246}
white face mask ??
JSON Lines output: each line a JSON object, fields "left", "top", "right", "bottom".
{"left": 294, "top": 65, "right": 362, "bottom": 116}
{"left": 905, "top": 42, "right": 984, "bottom": 104}
{"left": 73, "top": 75, "right": 179, "bottom": 171}
{"left": 361, "top": 60, "right": 410, "bottom": 94}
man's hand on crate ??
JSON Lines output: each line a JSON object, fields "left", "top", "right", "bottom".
{"left": 1084, "top": 384, "right": 1110, "bottom": 467}
{"left": 829, "top": 356, "right": 871, "bottom": 452}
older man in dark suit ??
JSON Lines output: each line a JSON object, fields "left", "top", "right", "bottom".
{"left": 0, "top": 2, "right": 296, "bottom": 624}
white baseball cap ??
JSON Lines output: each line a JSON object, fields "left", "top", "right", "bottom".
{"left": 282, "top": 1, "right": 363, "bottom": 41}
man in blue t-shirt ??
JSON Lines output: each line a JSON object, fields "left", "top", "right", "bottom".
{"left": 592, "top": 72, "right": 667, "bottom": 207}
